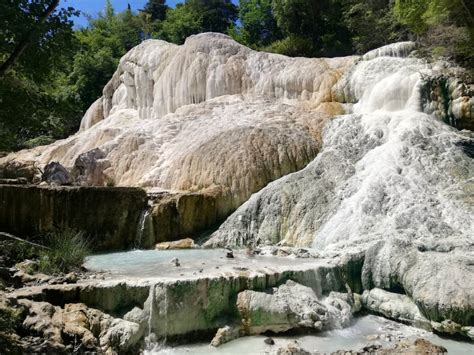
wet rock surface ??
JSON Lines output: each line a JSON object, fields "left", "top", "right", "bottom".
{"left": 236, "top": 280, "right": 353, "bottom": 335}
{"left": 0, "top": 185, "right": 148, "bottom": 251}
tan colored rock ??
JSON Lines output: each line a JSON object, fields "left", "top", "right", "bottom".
{"left": 19, "top": 299, "right": 65, "bottom": 351}
{"left": 210, "top": 325, "right": 241, "bottom": 347}
{"left": 274, "top": 340, "right": 311, "bottom": 355}
{"left": 0, "top": 159, "right": 39, "bottom": 182}
{"left": 155, "top": 238, "right": 195, "bottom": 250}
{"left": 62, "top": 303, "right": 98, "bottom": 350}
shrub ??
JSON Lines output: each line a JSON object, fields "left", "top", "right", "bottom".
{"left": 38, "top": 230, "right": 91, "bottom": 274}
{"left": 263, "top": 35, "right": 315, "bottom": 57}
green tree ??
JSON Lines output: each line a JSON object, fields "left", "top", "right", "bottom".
{"left": 342, "top": 0, "right": 408, "bottom": 54}
{"left": 158, "top": 3, "right": 204, "bottom": 43}
{"left": 158, "top": 0, "right": 238, "bottom": 44}
{"left": 232, "top": 0, "right": 281, "bottom": 48}
{"left": 268, "top": 0, "right": 351, "bottom": 57}
{"left": 0, "top": 0, "right": 79, "bottom": 150}
{"left": 394, "top": 0, "right": 473, "bottom": 66}
{"left": 142, "top": 0, "right": 169, "bottom": 22}
{"left": 67, "top": 1, "right": 144, "bottom": 119}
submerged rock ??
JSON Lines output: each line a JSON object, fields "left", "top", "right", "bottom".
{"left": 264, "top": 337, "right": 275, "bottom": 345}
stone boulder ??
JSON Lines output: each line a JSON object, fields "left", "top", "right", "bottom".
{"left": 155, "top": 238, "right": 195, "bottom": 250}
{"left": 17, "top": 299, "right": 143, "bottom": 353}
{"left": 362, "top": 288, "right": 431, "bottom": 330}
{"left": 331, "top": 338, "right": 447, "bottom": 355}
{"left": 236, "top": 280, "right": 353, "bottom": 336}
{"left": 72, "top": 148, "right": 112, "bottom": 186}
{"left": 0, "top": 159, "right": 39, "bottom": 182}
{"left": 42, "top": 162, "right": 72, "bottom": 185}
{"left": 273, "top": 340, "right": 311, "bottom": 355}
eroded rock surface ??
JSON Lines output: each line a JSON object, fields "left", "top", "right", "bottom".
{"left": 207, "top": 42, "right": 474, "bottom": 331}
{"left": 237, "top": 280, "right": 353, "bottom": 335}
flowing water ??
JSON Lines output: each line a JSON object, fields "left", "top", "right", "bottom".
{"left": 135, "top": 206, "right": 152, "bottom": 249}
{"left": 144, "top": 315, "right": 474, "bottom": 355}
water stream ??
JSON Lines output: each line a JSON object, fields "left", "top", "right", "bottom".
{"left": 144, "top": 315, "right": 474, "bottom": 355}
{"left": 134, "top": 206, "right": 152, "bottom": 249}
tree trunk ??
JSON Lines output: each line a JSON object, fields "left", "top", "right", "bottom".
{"left": 0, "top": 0, "right": 60, "bottom": 77}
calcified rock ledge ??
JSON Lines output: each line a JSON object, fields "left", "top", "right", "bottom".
{"left": 5, "top": 248, "right": 473, "bottom": 353}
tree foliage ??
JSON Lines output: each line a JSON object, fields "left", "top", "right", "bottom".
{"left": 394, "top": 0, "right": 473, "bottom": 65}
{"left": 159, "top": 0, "right": 238, "bottom": 44}
{"left": 0, "top": 0, "right": 79, "bottom": 150}
{"left": 231, "top": 0, "right": 281, "bottom": 48}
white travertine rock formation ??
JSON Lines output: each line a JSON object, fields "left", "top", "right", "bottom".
{"left": 208, "top": 46, "right": 474, "bottom": 249}
{"left": 1, "top": 33, "right": 354, "bottom": 212}
{"left": 206, "top": 38, "right": 474, "bottom": 327}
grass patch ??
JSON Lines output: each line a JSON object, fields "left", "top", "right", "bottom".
{"left": 38, "top": 229, "right": 91, "bottom": 274}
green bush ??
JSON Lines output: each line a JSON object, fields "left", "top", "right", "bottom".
{"left": 263, "top": 35, "right": 315, "bottom": 57}
{"left": 38, "top": 230, "right": 91, "bottom": 274}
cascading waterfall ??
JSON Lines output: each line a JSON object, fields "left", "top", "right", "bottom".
{"left": 134, "top": 204, "right": 152, "bottom": 249}
{"left": 143, "top": 284, "right": 170, "bottom": 353}
{"left": 145, "top": 285, "right": 156, "bottom": 347}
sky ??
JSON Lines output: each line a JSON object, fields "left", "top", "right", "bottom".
{"left": 60, "top": 0, "right": 239, "bottom": 28}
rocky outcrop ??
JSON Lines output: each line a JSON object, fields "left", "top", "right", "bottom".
{"left": 236, "top": 280, "right": 353, "bottom": 335}
{"left": 206, "top": 41, "right": 473, "bottom": 333}
{"left": 147, "top": 188, "right": 225, "bottom": 247}
{"left": 362, "top": 240, "right": 474, "bottom": 327}
{"left": 362, "top": 288, "right": 430, "bottom": 329}
{"left": 13, "top": 299, "right": 143, "bottom": 353}
{"left": 0, "top": 185, "right": 148, "bottom": 251}
{"left": 362, "top": 288, "right": 474, "bottom": 340}
{"left": 0, "top": 34, "right": 352, "bottom": 214}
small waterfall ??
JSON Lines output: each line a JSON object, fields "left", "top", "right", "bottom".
{"left": 163, "top": 285, "right": 168, "bottom": 346}
{"left": 134, "top": 205, "right": 152, "bottom": 249}
{"left": 148, "top": 285, "right": 155, "bottom": 338}
{"left": 144, "top": 284, "right": 169, "bottom": 353}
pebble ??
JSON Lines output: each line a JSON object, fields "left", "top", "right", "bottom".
{"left": 264, "top": 337, "right": 275, "bottom": 345}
